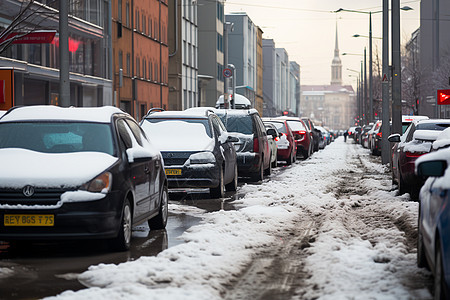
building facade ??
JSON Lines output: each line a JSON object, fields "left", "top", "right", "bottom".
{"left": 289, "top": 61, "right": 300, "bottom": 116}
{"left": 225, "top": 12, "right": 257, "bottom": 108}
{"left": 197, "top": 0, "right": 224, "bottom": 107}
{"left": 419, "top": 0, "right": 450, "bottom": 118}
{"left": 112, "top": 0, "right": 169, "bottom": 120}
{"left": 275, "top": 48, "right": 289, "bottom": 113}
{"left": 168, "top": 0, "right": 198, "bottom": 110}
{"left": 262, "top": 39, "right": 277, "bottom": 116}
{"left": 0, "top": 0, "right": 113, "bottom": 110}
{"left": 255, "top": 26, "right": 264, "bottom": 115}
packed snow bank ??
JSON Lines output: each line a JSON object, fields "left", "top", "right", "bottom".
{"left": 45, "top": 138, "right": 432, "bottom": 300}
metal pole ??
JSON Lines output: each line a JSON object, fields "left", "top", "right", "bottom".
{"left": 369, "top": 12, "right": 373, "bottom": 123}
{"left": 391, "top": 0, "right": 402, "bottom": 135}
{"left": 364, "top": 48, "right": 367, "bottom": 125}
{"left": 223, "top": 22, "right": 231, "bottom": 108}
{"left": 434, "top": 0, "right": 440, "bottom": 118}
{"left": 59, "top": 0, "right": 70, "bottom": 106}
{"left": 229, "top": 64, "right": 236, "bottom": 109}
{"left": 360, "top": 60, "right": 364, "bottom": 125}
{"left": 381, "top": 0, "right": 390, "bottom": 164}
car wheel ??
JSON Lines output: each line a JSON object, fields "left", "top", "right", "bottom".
{"left": 251, "top": 161, "right": 264, "bottom": 182}
{"left": 271, "top": 158, "right": 277, "bottom": 168}
{"left": 264, "top": 158, "right": 272, "bottom": 176}
{"left": 303, "top": 148, "right": 310, "bottom": 159}
{"left": 148, "top": 186, "right": 169, "bottom": 230}
{"left": 417, "top": 217, "right": 430, "bottom": 270}
{"left": 210, "top": 166, "right": 225, "bottom": 198}
{"left": 434, "top": 240, "right": 449, "bottom": 300}
{"left": 225, "top": 164, "right": 238, "bottom": 192}
{"left": 398, "top": 173, "right": 407, "bottom": 195}
{"left": 286, "top": 153, "right": 292, "bottom": 165}
{"left": 109, "top": 199, "right": 132, "bottom": 251}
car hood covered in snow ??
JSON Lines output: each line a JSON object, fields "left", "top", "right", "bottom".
{"left": 0, "top": 148, "right": 118, "bottom": 189}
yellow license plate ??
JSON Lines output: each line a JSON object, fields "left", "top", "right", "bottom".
{"left": 4, "top": 214, "right": 54, "bottom": 226}
{"left": 165, "top": 169, "right": 182, "bottom": 176}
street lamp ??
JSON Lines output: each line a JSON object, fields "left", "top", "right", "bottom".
{"left": 353, "top": 34, "right": 382, "bottom": 40}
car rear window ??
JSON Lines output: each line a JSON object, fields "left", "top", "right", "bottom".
{"left": 264, "top": 121, "right": 286, "bottom": 134}
{"left": 286, "top": 120, "right": 306, "bottom": 131}
{"left": 416, "top": 122, "right": 450, "bottom": 131}
{"left": 218, "top": 114, "right": 253, "bottom": 135}
{"left": 0, "top": 122, "right": 115, "bottom": 155}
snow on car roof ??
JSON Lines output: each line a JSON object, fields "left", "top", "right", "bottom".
{"left": 0, "top": 105, "right": 124, "bottom": 123}
{"left": 402, "top": 115, "right": 429, "bottom": 123}
{"left": 433, "top": 127, "right": 450, "bottom": 150}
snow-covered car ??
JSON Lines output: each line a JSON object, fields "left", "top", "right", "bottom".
{"left": 263, "top": 118, "right": 296, "bottom": 165}
{"left": 140, "top": 109, "right": 238, "bottom": 198}
{"left": 415, "top": 147, "right": 450, "bottom": 299}
{"left": 264, "top": 123, "right": 279, "bottom": 169}
{"left": 214, "top": 108, "right": 271, "bottom": 181}
{"left": 389, "top": 119, "right": 450, "bottom": 199}
{"left": 0, "top": 105, "right": 168, "bottom": 251}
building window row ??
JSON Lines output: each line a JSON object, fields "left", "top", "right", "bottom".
{"left": 216, "top": 2, "right": 224, "bottom": 22}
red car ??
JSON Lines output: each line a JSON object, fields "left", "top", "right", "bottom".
{"left": 277, "top": 117, "right": 313, "bottom": 158}
{"left": 262, "top": 118, "right": 297, "bottom": 165}
{"left": 389, "top": 119, "right": 450, "bottom": 200}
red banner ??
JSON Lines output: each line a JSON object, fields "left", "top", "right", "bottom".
{"left": 0, "top": 30, "right": 56, "bottom": 44}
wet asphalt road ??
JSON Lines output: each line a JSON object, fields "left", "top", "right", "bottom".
{"left": 0, "top": 190, "right": 243, "bottom": 299}
{"left": 0, "top": 164, "right": 289, "bottom": 300}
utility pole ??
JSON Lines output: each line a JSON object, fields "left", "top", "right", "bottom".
{"left": 391, "top": 0, "right": 402, "bottom": 135}
{"left": 223, "top": 22, "right": 233, "bottom": 108}
{"left": 59, "top": 0, "right": 70, "bottom": 106}
{"left": 381, "top": 0, "right": 390, "bottom": 164}
{"left": 369, "top": 12, "right": 373, "bottom": 123}
{"left": 364, "top": 48, "right": 367, "bottom": 125}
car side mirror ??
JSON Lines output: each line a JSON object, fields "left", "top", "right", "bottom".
{"left": 388, "top": 134, "right": 401, "bottom": 143}
{"left": 266, "top": 128, "right": 277, "bottom": 139}
{"left": 226, "top": 135, "right": 239, "bottom": 143}
{"left": 416, "top": 160, "right": 447, "bottom": 177}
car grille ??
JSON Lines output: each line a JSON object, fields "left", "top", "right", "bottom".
{"left": 0, "top": 188, "right": 67, "bottom": 206}
{"left": 161, "top": 152, "right": 191, "bottom": 166}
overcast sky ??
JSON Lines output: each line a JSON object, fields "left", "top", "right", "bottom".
{"left": 224, "top": 0, "right": 421, "bottom": 87}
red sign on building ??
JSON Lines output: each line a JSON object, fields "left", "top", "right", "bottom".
{"left": 0, "top": 30, "right": 56, "bottom": 45}
{"left": 437, "top": 89, "right": 450, "bottom": 105}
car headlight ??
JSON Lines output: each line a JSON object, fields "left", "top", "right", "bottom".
{"left": 81, "top": 172, "right": 112, "bottom": 193}
{"left": 189, "top": 152, "right": 216, "bottom": 164}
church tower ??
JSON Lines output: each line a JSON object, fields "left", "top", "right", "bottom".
{"left": 331, "top": 23, "right": 343, "bottom": 85}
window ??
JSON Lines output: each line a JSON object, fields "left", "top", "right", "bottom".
{"left": 149, "top": 17, "right": 152, "bottom": 37}
{"left": 136, "top": 58, "right": 140, "bottom": 78}
{"left": 149, "top": 61, "right": 152, "bottom": 80}
{"left": 143, "top": 59, "right": 146, "bottom": 79}
{"left": 126, "top": 53, "right": 130, "bottom": 75}
{"left": 118, "top": 0, "right": 122, "bottom": 22}
{"left": 118, "top": 50, "right": 123, "bottom": 70}
{"left": 126, "top": 2, "right": 130, "bottom": 27}
{"left": 136, "top": 10, "right": 140, "bottom": 31}
{"left": 143, "top": 16, "right": 146, "bottom": 34}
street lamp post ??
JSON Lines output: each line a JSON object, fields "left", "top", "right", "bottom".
{"left": 391, "top": 0, "right": 402, "bottom": 135}
{"left": 381, "top": 0, "right": 390, "bottom": 164}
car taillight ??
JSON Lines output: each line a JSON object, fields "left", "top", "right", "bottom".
{"left": 405, "top": 151, "right": 423, "bottom": 158}
{"left": 253, "top": 137, "right": 259, "bottom": 152}
{"left": 376, "top": 132, "right": 382, "bottom": 138}
{"left": 274, "top": 136, "right": 280, "bottom": 142}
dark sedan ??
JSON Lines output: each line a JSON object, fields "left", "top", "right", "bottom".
{"left": 0, "top": 105, "right": 168, "bottom": 251}
{"left": 140, "top": 109, "right": 238, "bottom": 198}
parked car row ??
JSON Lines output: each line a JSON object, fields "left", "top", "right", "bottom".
{"left": 414, "top": 127, "right": 450, "bottom": 299}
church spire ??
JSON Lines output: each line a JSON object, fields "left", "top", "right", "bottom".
{"left": 331, "top": 22, "right": 343, "bottom": 85}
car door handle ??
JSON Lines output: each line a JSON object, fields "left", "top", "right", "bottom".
{"left": 144, "top": 167, "right": 150, "bottom": 174}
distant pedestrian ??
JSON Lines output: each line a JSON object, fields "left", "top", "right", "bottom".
{"left": 343, "top": 130, "right": 348, "bottom": 142}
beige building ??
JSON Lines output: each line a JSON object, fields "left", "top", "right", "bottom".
{"left": 300, "top": 25, "right": 356, "bottom": 130}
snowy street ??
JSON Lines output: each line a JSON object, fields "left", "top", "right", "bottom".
{"left": 32, "top": 137, "right": 433, "bottom": 300}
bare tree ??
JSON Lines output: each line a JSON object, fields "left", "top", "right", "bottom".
{"left": 0, "top": 0, "right": 58, "bottom": 54}
{"left": 402, "top": 37, "right": 422, "bottom": 115}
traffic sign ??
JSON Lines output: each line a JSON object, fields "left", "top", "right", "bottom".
{"left": 437, "top": 89, "right": 450, "bottom": 105}
{"left": 223, "top": 68, "right": 232, "bottom": 78}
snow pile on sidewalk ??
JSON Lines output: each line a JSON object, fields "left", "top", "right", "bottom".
{"left": 47, "top": 138, "right": 432, "bottom": 300}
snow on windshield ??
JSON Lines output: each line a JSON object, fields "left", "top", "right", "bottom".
{"left": 0, "top": 148, "right": 118, "bottom": 189}
{"left": 141, "top": 119, "right": 214, "bottom": 152}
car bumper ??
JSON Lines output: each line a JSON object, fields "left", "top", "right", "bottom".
{"left": 236, "top": 152, "right": 260, "bottom": 174}
{"left": 165, "top": 164, "right": 220, "bottom": 188}
{"left": 277, "top": 148, "right": 291, "bottom": 160}
{"left": 0, "top": 191, "right": 123, "bottom": 240}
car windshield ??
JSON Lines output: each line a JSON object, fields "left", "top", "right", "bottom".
{"left": 0, "top": 122, "right": 115, "bottom": 155}
{"left": 264, "top": 121, "right": 286, "bottom": 134}
{"left": 218, "top": 114, "right": 253, "bottom": 135}
{"left": 286, "top": 120, "right": 306, "bottom": 131}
